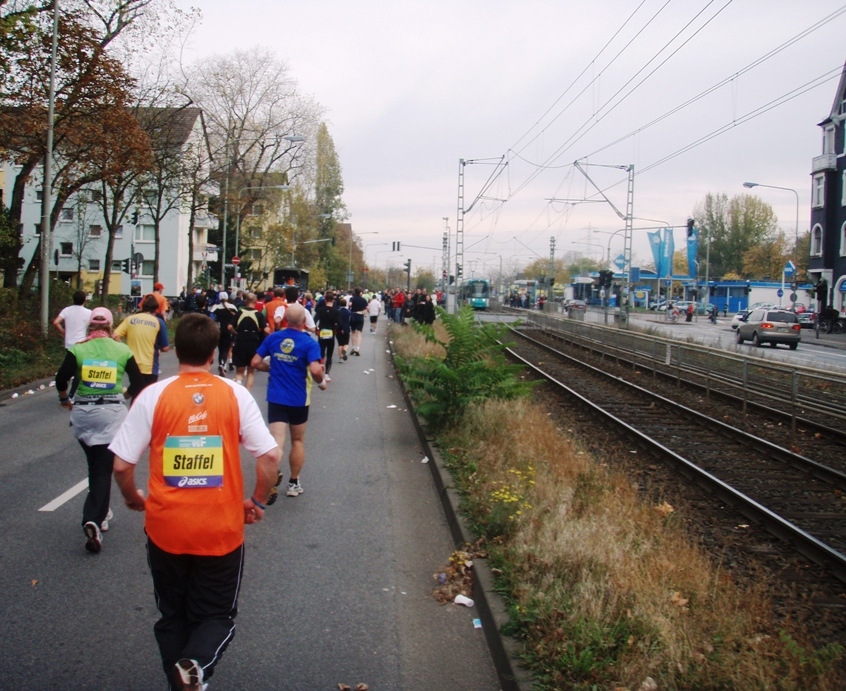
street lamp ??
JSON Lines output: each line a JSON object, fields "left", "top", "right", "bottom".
{"left": 742, "top": 181, "right": 799, "bottom": 258}
{"left": 348, "top": 231, "right": 379, "bottom": 290}
{"left": 235, "top": 184, "right": 289, "bottom": 267}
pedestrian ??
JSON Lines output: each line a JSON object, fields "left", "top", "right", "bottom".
{"left": 419, "top": 293, "right": 436, "bottom": 325}
{"left": 347, "top": 287, "right": 368, "bottom": 355}
{"left": 392, "top": 289, "right": 406, "bottom": 324}
{"left": 52, "top": 290, "right": 92, "bottom": 349}
{"left": 367, "top": 292, "right": 383, "bottom": 333}
{"left": 110, "top": 313, "right": 281, "bottom": 691}
{"left": 230, "top": 292, "right": 268, "bottom": 390}
{"left": 314, "top": 290, "right": 340, "bottom": 380}
{"left": 685, "top": 302, "right": 694, "bottom": 322}
{"left": 251, "top": 303, "right": 326, "bottom": 502}
{"left": 211, "top": 291, "right": 238, "bottom": 376}
{"left": 55, "top": 307, "right": 144, "bottom": 553}
{"left": 147, "top": 282, "right": 169, "bottom": 318}
{"left": 113, "top": 294, "right": 170, "bottom": 396}
{"left": 336, "top": 297, "right": 351, "bottom": 361}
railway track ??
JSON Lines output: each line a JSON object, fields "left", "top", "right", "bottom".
{"left": 503, "top": 325, "right": 846, "bottom": 586}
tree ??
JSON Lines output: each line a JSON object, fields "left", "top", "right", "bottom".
{"left": 742, "top": 232, "right": 792, "bottom": 280}
{"left": 184, "top": 46, "right": 324, "bottom": 284}
{"left": 0, "top": 1, "right": 155, "bottom": 291}
{"left": 692, "top": 193, "right": 778, "bottom": 279}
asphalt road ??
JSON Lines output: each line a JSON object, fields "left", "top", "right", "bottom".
{"left": 0, "top": 324, "right": 499, "bottom": 690}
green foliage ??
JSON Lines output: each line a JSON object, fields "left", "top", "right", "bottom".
{"left": 396, "top": 306, "right": 536, "bottom": 430}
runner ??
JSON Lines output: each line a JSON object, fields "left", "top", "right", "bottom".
{"left": 348, "top": 287, "right": 368, "bottom": 356}
{"left": 230, "top": 292, "right": 268, "bottom": 390}
{"left": 55, "top": 307, "right": 144, "bottom": 553}
{"left": 251, "top": 303, "right": 326, "bottom": 502}
{"left": 314, "top": 290, "right": 340, "bottom": 381}
{"left": 110, "top": 313, "right": 280, "bottom": 690}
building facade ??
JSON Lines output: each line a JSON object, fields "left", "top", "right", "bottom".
{"left": 808, "top": 62, "right": 846, "bottom": 315}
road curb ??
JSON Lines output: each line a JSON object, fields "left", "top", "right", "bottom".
{"left": 388, "top": 330, "right": 533, "bottom": 691}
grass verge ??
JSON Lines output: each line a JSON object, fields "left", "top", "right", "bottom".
{"left": 392, "top": 320, "right": 844, "bottom": 690}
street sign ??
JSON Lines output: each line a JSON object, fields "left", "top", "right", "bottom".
{"left": 232, "top": 256, "right": 240, "bottom": 265}
{"left": 790, "top": 292, "right": 797, "bottom": 303}
{"left": 614, "top": 254, "right": 626, "bottom": 270}
{"left": 777, "top": 288, "right": 784, "bottom": 298}
{"left": 665, "top": 279, "right": 671, "bottom": 287}
{"left": 783, "top": 260, "right": 795, "bottom": 278}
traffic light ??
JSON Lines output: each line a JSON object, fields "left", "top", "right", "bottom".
{"left": 121, "top": 258, "right": 131, "bottom": 273}
{"left": 686, "top": 218, "right": 695, "bottom": 238}
{"left": 598, "top": 269, "right": 613, "bottom": 288}
{"left": 131, "top": 210, "right": 139, "bottom": 224}
{"left": 393, "top": 241, "right": 402, "bottom": 251}
{"left": 456, "top": 264, "right": 462, "bottom": 278}
{"left": 403, "top": 259, "right": 411, "bottom": 273}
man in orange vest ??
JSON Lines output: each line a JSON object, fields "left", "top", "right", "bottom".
{"left": 110, "top": 313, "right": 280, "bottom": 690}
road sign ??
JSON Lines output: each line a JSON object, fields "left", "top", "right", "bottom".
{"left": 665, "top": 279, "right": 671, "bottom": 287}
{"left": 790, "top": 292, "right": 797, "bottom": 303}
{"left": 777, "top": 288, "right": 784, "bottom": 298}
{"left": 614, "top": 254, "right": 626, "bottom": 270}
{"left": 783, "top": 260, "right": 795, "bottom": 278}
{"left": 231, "top": 256, "right": 240, "bottom": 265}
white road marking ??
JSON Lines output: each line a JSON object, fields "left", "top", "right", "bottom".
{"left": 39, "top": 479, "right": 88, "bottom": 512}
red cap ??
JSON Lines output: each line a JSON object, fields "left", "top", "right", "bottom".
{"left": 154, "top": 282, "right": 164, "bottom": 290}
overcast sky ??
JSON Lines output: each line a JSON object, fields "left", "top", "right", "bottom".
{"left": 173, "top": 0, "right": 846, "bottom": 279}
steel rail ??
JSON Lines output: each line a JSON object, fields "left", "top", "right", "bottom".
{"left": 503, "top": 329, "right": 846, "bottom": 585}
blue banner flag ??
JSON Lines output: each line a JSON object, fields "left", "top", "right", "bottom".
{"left": 686, "top": 227, "right": 698, "bottom": 278}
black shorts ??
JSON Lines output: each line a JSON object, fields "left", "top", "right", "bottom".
{"left": 268, "top": 402, "right": 309, "bottom": 425}
{"left": 369, "top": 315, "right": 378, "bottom": 325}
{"left": 350, "top": 314, "right": 364, "bottom": 332}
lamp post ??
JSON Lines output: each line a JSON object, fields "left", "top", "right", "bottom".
{"left": 348, "top": 231, "right": 379, "bottom": 290}
{"left": 235, "top": 184, "right": 289, "bottom": 271}
{"left": 742, "top": 181, "right": 799, "bottom": 253}
{"left": 743, "top": 181, "right": 800, "bottom": 309}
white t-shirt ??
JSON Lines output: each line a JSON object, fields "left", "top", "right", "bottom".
{"left": 273, "top": 305, "right": 316, "bottom": 330}
{"left": 368, "top": 298, "right": 382, "bottom": 317}
{"left": 58, "top": 305, "right": 92, "bottom": 349}
{"left": 108, "top": 374, "right": 276, "bottom": 465}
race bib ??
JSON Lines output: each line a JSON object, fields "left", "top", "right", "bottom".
{"left": 319, "top": 329, "right": 334, "bottom": 339}
{"left": 162, "top": 435, "right": 224, "bottom": 488}
{"left": 81, "top": 359, "right": 118, "bottom": 390}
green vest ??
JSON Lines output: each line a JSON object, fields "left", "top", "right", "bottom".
{"left": 69, "top": 337, "right": 134, "bottom": 397}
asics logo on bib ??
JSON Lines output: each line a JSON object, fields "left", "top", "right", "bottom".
{"left": 178, "top": 476, "right": 209, "bottom": 487}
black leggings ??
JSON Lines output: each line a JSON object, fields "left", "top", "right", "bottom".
{"left": 319, "top": 338, "right": 335, "bottom": 373}
{"left": 78, "top": 441, "right": 113, "bottom": 527}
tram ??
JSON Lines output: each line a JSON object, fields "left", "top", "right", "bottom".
{"left": 273, "top": 267, "right": 309, "bottom": 292}
{"left": 462, "top": 278, "right": 491, "bottom": 309}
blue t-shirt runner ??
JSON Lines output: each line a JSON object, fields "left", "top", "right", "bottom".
{"left": 255, "top": 328, "right": 322, "bottom": 407}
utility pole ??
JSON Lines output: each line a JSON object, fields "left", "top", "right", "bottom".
{"left": 548, "top": 236, "right": 556, "bottom": 311}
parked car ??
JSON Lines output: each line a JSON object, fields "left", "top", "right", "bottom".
{"left": 735, "top": 308, "right": 801, "bottom": 349}
{"left": 797, "top": 310, "right": 816, "bottom": 329}
{"left": 731, "top": 310, "right": 750, "bottom": 329}
{"left": 673, "top": 301, "right": 717, "bottom": 316}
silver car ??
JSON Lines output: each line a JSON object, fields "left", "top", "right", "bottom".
{"left": 735, "top": 308, "right": 801, "bottom": 350}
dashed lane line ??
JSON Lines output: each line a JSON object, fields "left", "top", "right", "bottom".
{"left": 39, "top": 479, "right": 88, "bottom": 512}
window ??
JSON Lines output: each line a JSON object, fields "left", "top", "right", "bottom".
{"left": 34, "top": 223, "right": 41, "bottom": 235}
{"left": 841, "top": 222, "right": 846, "bottom": 257}
{"left": 90, "top": 190, "right": 103, "bottom": 202}
{"left": 250, "top": 227, "right": 262, "bottom": 238}
{"left": 143, "top": 189, "right": 158, "bottom": 206}
{"left": 115, "top": 225, "right": 123, "bottom": 239}
{"left": 251, "top": 203, "right": 265, "bottom": 216}
{"left": 60, "top": 207, "right": 74, "bottom": 222}
{"left": 843, "top": 171, "right": 846, "bottom": 207}
{"left": 36, "top": 190, "right": 43, "bottom": 201}
{"left": 135, "top": 224, "right": 155, "bottom": 242}
{"left": 140, "top": 260, "right": 155, "bottom": 277}
{"left": 813, "top": 174, "right": 825, "bottom": 208}
{"left": 88, "top": 259, "right": 101, "bottom": 272}
{"left": 824, "top": 126, "right": 835, "bottom": 155}
{"left": 111, "top": 260, "right": 122, "bottom": 272}
{"left": 811, "top": 224, "right": 823, "bottom": 257}
{"left": 88, "top": 224, "right": 103, "bottom": 238}
{"left": 60, "top": 242, "right": 73, "bottom": 257}
{"left": 249, "top": 248, "right": 262, "bottom": 260}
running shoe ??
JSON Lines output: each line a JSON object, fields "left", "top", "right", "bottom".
{"left": 100, "top": 508, "right": 113, "bottom": 532}
{"left": 324, "top": 374, "right": 331, "bottom": 382}
{"left": 342, "top": 352, "right": 348, "bottom": 361}
{"left": 83, "top": 521, "right": 102, "bottom": 553}
{"left": 174, "top": 658, "right": 203, "bottom": 690}
{"left": 218, "top": 364, "right": 226, "bottom": 377}
{"left": 266, "top": 471, "right": 284, "bottom": 505}
{"left": 286, "top": 480, "right": 303, "bottom": 497}
{"left": 227, "top": 360, "right": 234, "bottom": 372}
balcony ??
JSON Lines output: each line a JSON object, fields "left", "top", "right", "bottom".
{"left": 193, "top": 246, "right": 219, "bottom": 263}
{"left": 811, "top": 153, "right": 837, "bottom": 173}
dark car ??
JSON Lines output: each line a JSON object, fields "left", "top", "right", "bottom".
{"left": 735, "top": 308, "right": 801, "bottom": 349}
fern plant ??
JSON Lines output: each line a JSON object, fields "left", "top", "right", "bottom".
{"left": 396, "top": 307, "right": 536, "bottom": 431}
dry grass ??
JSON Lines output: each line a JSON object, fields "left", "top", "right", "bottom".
{"left": 392, "top": 322, "right": 843, "bottom": 689}
{"left": 390, "top": 320, "right": 447, "bottom": 360}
